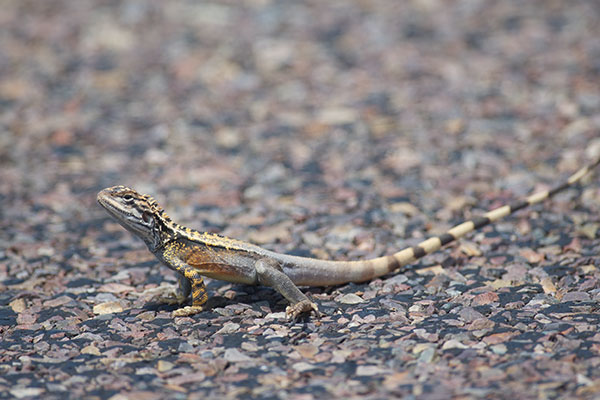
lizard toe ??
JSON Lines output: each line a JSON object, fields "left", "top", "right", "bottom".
{"left": 172, "top": 305, "right": 204, "bottom": 317}
{"left": 286, "top": 300, "right": 320, "bottom": 319}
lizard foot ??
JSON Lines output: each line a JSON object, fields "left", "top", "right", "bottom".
{"left": 172, "top": 305, "right": 204, "bottom": 317}
{"left": 286, "top": 300, "right": 320, "bottom": 319}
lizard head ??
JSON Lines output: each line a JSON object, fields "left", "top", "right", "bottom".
{"left": 97, "top": 186, "right": 169, "bottom": 252}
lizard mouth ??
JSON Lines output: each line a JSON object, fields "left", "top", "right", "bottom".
{"left": 96, "top": 189, "right": 119, "bottom": 216}
{"left": 97, "top": 188, "right": 156, "bottom": 239}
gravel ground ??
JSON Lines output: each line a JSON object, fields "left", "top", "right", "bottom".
{"left": 2, "top": 1, "right": 600, "bottom": 399}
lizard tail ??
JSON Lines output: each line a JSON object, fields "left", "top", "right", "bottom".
{"left": 360, "top": 156, "right": 600, "bottom": 280}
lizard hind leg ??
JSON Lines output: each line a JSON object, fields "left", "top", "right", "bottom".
{"left": 255, "top": 258, "right": 319, "bottom": 319}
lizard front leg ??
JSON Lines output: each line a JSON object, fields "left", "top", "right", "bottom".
{"left": 157, "top": 273, "right": 191, "bottom": 305}
{"left": 255, "top": 258, "right": 319, "bottom": 319}
{"left": 160, "top": 256, "right": 208, "bottom": 317}
{"left": 172, "top": 269, "right": 208, "bottom": 317}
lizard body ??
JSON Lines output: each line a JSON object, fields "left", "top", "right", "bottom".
{"left": 97, "top": 157, "right": 600, "bottom": 318}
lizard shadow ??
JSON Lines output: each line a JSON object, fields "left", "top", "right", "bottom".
{"left": 141, "top": 281, "right": 311, "bottom": 315}
{"left": 141, "top": 260, "right": 444, "bottom": 316}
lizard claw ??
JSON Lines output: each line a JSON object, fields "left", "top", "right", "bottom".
{"left": 286, "top": 300, "right": 320, "bottom": 319}
{"left": 172, "top": 305, "right": 204, "bottom": 317}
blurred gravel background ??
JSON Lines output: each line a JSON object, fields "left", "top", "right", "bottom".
{"left": 2, "top": 1, "right": 600, "bottom": 399}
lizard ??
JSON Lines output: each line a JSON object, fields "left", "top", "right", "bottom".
{"left": 97, "top": 157, "right": 600, "bottom": 318}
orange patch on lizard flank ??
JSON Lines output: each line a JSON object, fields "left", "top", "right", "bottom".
{"left": 184, "top": 248, "right": 212, "bottom": 266}
{"left": 190, "top": 262, "right": 240, "bottom": 277}
{"left": 184, "top": 249, "right": 238, "bottom": 276}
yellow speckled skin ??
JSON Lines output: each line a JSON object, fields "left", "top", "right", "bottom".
{"left": 97, "top": 158, "right": 600, "bottom": 317}
{"left": 160, "top": 242, "right": 208, "bottom": 307}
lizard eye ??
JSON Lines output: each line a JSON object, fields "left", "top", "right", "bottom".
{"left": 123, "top": 194, "right": 134, "bottom": 201}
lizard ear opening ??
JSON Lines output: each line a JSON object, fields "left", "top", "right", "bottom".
{"left": 142, "top": 212, "right": 154, "bottom": 225}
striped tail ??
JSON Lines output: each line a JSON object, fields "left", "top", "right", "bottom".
{"left": 365, "top": 156, "right": 600, "bottom": 278}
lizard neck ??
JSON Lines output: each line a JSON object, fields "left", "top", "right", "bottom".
{"left": 149, "top": 217, "right": 181, "bottom": 253}
{"left": 141, "top": 209, "right": 181, "bottom": 253}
